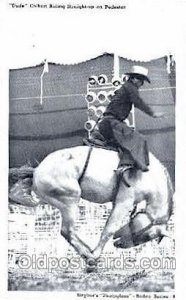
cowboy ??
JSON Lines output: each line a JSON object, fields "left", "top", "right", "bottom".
{"left": 98, "top": 65, "right": 165, "bottom": 175}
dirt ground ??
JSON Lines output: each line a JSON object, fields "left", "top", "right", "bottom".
{"left": 8, "top": 268, "right": 174, "bottom": 292}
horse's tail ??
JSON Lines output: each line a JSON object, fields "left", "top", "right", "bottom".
{"left": 9, "top": 165, "right": 40, "bottom": 207}
{"left": 9, "top": 165, "right": 34, "bottom": 183}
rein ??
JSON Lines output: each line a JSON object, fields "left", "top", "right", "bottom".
{"left": 78, "top": 146, "right": 93, "bottom": 184}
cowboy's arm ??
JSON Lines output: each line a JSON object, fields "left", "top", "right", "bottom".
{"left": 128, "top": 85, "right": 164, "bottom": 118}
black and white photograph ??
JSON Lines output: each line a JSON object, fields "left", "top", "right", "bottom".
{"left": 0, "top": 0, "right": 186, "bottom": 298}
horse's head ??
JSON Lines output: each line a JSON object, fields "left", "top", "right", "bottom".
{"left": 113, "top": 212, "right": 171, "bottom": 249}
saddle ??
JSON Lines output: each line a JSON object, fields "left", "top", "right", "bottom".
{"left": 83, "top": 129, "right": 119, "bottom": 152}
{"left": 83, "top": 130, "right": 135, "bottom": 187}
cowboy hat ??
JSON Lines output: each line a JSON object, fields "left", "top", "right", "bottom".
{"left": 125, "top": 65, "right": 151, "bottom": 83}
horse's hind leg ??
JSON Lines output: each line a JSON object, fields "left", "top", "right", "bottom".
{"left": 34, "top": 164, "right": 95, "bottom": 261}
{"left": 58, "top": 198, "right": 95, "bottom": 261}
{"left": 36, "top": 185, "right": 95, "bottom": 261}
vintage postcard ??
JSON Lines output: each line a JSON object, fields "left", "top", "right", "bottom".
{"left": 0, "top": 0, "right": 186, "bottom": 299}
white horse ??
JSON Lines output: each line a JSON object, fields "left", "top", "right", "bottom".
{"left": 9, "top": 145, "right": 173, "bottom": 264}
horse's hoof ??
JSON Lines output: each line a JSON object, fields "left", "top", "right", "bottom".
{"left": 86, "top": 264, "right": 98, "bottom": 273}
{"left": 85, "top": 256, "right": 97, "bottom": 273}
{"left": 86, "top": 257, "right": 97, "bottom": 266}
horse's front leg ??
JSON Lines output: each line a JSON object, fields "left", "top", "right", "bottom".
{"left": 92, "top": 184, "right": 135, "bottom": 260}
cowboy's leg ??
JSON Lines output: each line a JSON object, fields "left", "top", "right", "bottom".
{"left": 111, "top": 120, "right": 149, "bottom": 170}
{"left": 99, "top": 117, "right": 135, "bottom": 167}
{"left": 98, "top": 117, "right": 113, "bottom": 140}
{"left": 92, "top": 183, "right": 135, "bottom": 260}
